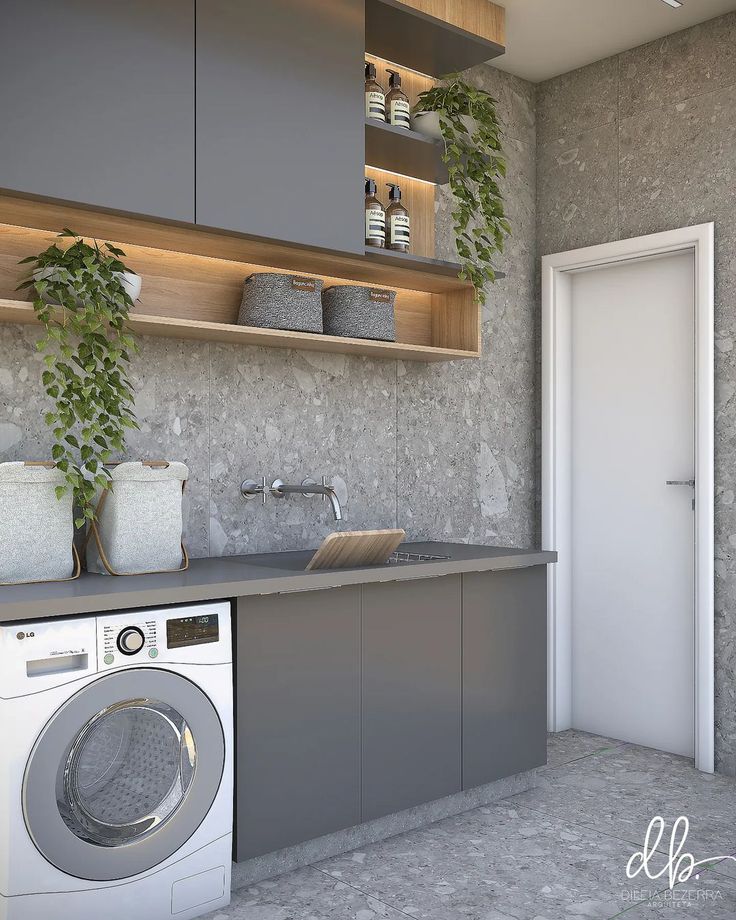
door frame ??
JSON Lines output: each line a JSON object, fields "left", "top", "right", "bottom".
{"left": 542, "top": 224, "right": 714, "bottom": 773}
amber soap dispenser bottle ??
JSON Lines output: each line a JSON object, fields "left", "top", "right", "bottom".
{"left": 365, "top": 62, "right": 386, "bottom": 121}
{"left": 386, "top": 183, "right": 410, "bottom": 252}
{"left": 365, "top": 177, "right": 386, "bottom": 248}
{"left": 386, "top": 70, "right": 410, "bottom": 129}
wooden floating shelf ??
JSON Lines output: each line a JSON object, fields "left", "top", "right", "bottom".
{"left": 0, "top": 300, "right": 478, "bottom": 362}
{"left": 365, "top": 119, "right": 448, "bottom": 184}
{"left": 0, "top": 194, "right": 481, "bottom": 363}
{"left": 366, "top": 0, "right": 505, "bottom": 78}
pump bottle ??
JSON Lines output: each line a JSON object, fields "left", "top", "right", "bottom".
{"left": 386, "top": 184, "right": 410, "bottom": 252}
{"left": 386, "top": 70, "right": 410, "bottom": 129}
{"left": 365, "top": 177, "right": 386, "bottom": 248}
{"left": 365, "top": 62, "right": 386, "bottom": 121}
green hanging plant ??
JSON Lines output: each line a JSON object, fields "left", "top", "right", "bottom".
{"left": 17, "top": 229, "right": 140, "bottom": 527}
{"left": 414, "top": 74, "right": 511, "bottom": 304}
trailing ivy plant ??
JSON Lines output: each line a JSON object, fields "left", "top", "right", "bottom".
{"left": 17, "top": 230, "right": 139, "bottom": 527}
{"left": 415, "top": 75, "right": 510, "bottom": 304}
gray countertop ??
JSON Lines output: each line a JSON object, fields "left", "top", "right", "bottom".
{"left": 0, "top": 541, "right": 557, "bottom": 624}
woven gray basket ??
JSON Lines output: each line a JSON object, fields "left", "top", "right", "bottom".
{"left": 239, "top": 272, "right": 323, "bottom": 333}
{"left": 322, "top": 285, "right": 396, "bottom": 342}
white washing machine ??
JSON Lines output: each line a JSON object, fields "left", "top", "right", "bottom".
{"left": 0, "top": 602, "right": 233, "bottom": 920}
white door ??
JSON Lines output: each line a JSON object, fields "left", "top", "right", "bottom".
{"left": 570, "top": 252, "right": 695, "bottom": 757}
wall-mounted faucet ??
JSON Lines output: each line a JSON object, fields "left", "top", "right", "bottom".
{"left": 240, "top": 476, "right": 343, "bottom": 521}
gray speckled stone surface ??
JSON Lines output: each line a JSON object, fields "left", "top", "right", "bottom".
{"left": 619, "top": 12, "right": 736, "bottom": 118}
{"left": 536, "top": 56, "right": 619, "bottom": 144}
{"left": 406, "top": 66, "right": 538, "bottom": 549}
{"left": 316, "top": 802, "right": 666, "bottom": 920}
{"left": 206, "top": 733, "right": 736, "bottom": 920}
{"left": 536, "top": 124, "right": 619, "bottom": 257}
{"left": 536, "top": 12, "right": 736, "bottom": 775}
{"left": 208, "top": 343, "right": 397, "bottom": 556}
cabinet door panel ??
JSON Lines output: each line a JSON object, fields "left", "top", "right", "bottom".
{"left": 235, "top": 588, "right": 361, "bottom": 860}
{"left": 362, "top": 577, "right": 462, "bottom": 821}
{"left": 0, "top": 0, "right": 194, "bottom": 222}
{"left": 462, "top": 567, "right": 547, "bottom": 789}
{"left": 196, "top": 0, "right": 364, "bottom": 252}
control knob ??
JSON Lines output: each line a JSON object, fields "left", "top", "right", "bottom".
{"left": 117, "top": 626, "right": 145, "bottom": 656}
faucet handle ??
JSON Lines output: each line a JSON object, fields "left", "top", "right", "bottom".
{"left": 302, "top": 477, "right": 328, "bottom": 501}
{"left": 241, "top": 476, "right": 267, "bottom": 504}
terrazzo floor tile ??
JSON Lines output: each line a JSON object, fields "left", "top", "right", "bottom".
{"left": 506, "top": 744, "right": 736, "bottom": 875}
{"left": 545, "top": 729, "right": 629, "bottom": 769}
{"left": 316, "top": 802, "right": 668, "bottom": 920}
{"left": 205, "top": 867, "right": 408, "bottom": 920}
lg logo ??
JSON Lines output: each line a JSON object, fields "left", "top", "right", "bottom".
{"left": 16, "top": 631, "right": 35, "bottom": 641}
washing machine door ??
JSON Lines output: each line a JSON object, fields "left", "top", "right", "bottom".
{"left": 23, "top": 668, "right": 225, "bottom": 881}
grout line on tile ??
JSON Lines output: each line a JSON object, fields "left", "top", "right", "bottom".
{"left": 544, "top": 740, "right": 631, "bottom": 770}
{"left": 394, "top": 359, "right": 399, "bottom": 530}
{"left": 616, "top": 74, "right": 736, "bottom": 126}
{"left": 616, "top": 52, "right": 621, "bottom": 242}
{"left": 207, "top": 341, "right": 212, "bottom": 557}
{"left": 310, "top": 865, "right": 439, "bottom": 920}
{"left": 507, "top": 799, "right": 688, "bottom": 860}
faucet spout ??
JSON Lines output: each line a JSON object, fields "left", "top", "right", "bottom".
{"left": 270, "top": 478, "right": 343, "bottom": 521}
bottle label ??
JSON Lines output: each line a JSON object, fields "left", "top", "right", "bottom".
{"left": 365, "top": 208, "right": 386, "bottom": 243}
{"left": 366, "top": 90, "right": 386, "bottom": 120}
{"left": 390, "top": 98, "right": 411, "bottom": 129}
{"left": 390, "top": 212, "right": 410, "bottom": 246}
{"left": 370, "top": 289, "right": 392, "bottom": 303}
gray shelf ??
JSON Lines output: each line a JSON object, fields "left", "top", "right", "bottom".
{"left": 365, "top": 0, "right": 504, "bottom": 78}
{"left": 363, "top": 247, "right": 505, "bottom": 281}
{"left": 365, "top": 118, "right": 448, "bottom": 184}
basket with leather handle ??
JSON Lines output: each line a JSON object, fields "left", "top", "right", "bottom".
{"left": 85, "top": 460, "right": 189, "bottom": 576}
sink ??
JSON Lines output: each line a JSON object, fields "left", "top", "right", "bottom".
{"left": 241, "top": 548, "right": 451, "bottom": 573}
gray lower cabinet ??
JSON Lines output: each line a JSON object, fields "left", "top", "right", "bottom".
{"left": 0, "top": 0, "right": 195, "bottom": 222}
{"left": 362, "top": 577, "right": 462, "bottom": 821}
{"left": 235, "top": 588, "right": 361, "bottom": 861}
{"left": 462, "top": 567, "right": 548, "bottom": 789}
{"left": 196, "top": 0, "right": 364, "bottom": 252}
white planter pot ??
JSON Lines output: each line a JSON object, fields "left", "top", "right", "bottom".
{"left": 412, "top": 111, "right": 478, "bottom": 140}
{"left": 33, "top": 267, "right": 141, "bottom": 302}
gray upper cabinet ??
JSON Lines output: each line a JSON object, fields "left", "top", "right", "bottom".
{"left": 234, "top": 589, "right": 361, "bottom": 861}
{"left": 362, "top": 577, "right": 462, "bottom": 821}
{"left": 196, "top": 0, "right": 364, "bottom": 252}
{"left": 462, "top": 567, "right": 548, "bottom": 789}
{"left": 0, "top": 1, "right": 195, "bottom": 222}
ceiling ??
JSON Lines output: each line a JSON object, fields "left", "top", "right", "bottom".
{"left": 492, "top": 0, "right": 736, "bottom": 82}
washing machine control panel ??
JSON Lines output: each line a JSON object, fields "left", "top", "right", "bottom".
{"left": 97, "top": 603, "right": 231, "bottom": 668}
{"left": 100, "top": 616, "right": 159, "bottom": 667}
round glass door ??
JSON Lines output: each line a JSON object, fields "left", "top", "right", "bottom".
{"left": 60, "top": 699, "right": 196, "bottom": 847}
{"left": 24, "top": 668, "right": 225, "bottom": 881}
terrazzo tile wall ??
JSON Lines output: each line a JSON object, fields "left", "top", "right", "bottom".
{"left": 0, "top": 68, "right": 539, "bottom": 560}
{"left": 535, "top": 11, "right": 736, "bottom": 774}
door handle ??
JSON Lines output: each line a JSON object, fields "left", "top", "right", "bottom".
{"left": 666, "top": 479, "right": 695, "bottom": 487}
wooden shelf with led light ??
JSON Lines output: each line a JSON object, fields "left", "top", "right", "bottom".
{"left": 0, "top": 194, "right": 480, "bottom": 363}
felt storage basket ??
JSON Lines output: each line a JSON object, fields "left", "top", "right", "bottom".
{"left": 321, "top": 285, "right": 396, "bottom": 341}
{"left": 0, "top": 461, "right": 80, "bottom": 585}
{"left": 238, "top": 272, "right": 324, "bottom": 333}
{"left": 85, "top": 461, "right": 189, "bottom": 576}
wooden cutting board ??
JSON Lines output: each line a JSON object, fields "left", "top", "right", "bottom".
{"left": 306, "top": 529, "right": 405, "bottom": 570}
